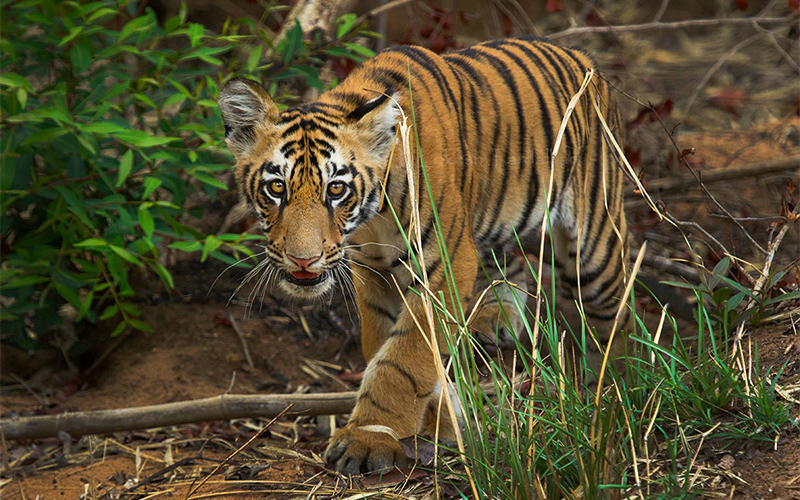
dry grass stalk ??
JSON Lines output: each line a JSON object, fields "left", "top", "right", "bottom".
{"left": 526, "top": 69, "right": 596, "bottom": 468}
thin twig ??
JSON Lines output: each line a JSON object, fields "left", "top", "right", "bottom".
{"left": 750, "top": 204, "right": 800, "bottom": 299}
{"left": 750, "top": 20, "right": 800, "bottom": 73}
{"left": 682, "top": 33, "right": 761, "bottom": 118}
{"left": 226, "top": 311, "right": 255, "bottom": 369}
{"left": 598, "top": 74, "right": 770, "bottom": 257}
{"left": 629, "top": 156, "right": 800, "bottom": 196}
{"left": 652, "top": 0, "right": 670, "bottom": 23}
{"left": 354, "top": 0, "right": 414, "bottom": 26}
{"left": 731, "top": 203, "right": 799, "bottom": 361}
{"left": 550, "top": 14, "right": 795, "bottom": 39}
{"left": 185, "top": 405, "right": 292, "bottom": 499}
{"left": 663, "top": 212, "right": 757, "bottom": 286}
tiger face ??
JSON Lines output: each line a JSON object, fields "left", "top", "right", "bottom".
{"left": 218, "top": 78, "right": 400, "bottom": 299}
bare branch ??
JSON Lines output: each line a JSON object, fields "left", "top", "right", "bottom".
{"left": 550, "top": 14, "right": 796, "bottom": 39}
{"left": 628, "top": 156, "right": 800, "bottom": 196}
{"left": 0, "top": 392, "right": 357, "bottom": 441}
{"left": 599, "top": 75, "right": 771, "bottom": 256}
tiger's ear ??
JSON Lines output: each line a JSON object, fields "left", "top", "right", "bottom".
{"left": 218, "top": 78, "right": 279, "bottom": 158}
{"left": 346, "top": 92, "right": 401, "bottom": 160}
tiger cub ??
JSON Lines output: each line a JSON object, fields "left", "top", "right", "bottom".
{"left": 218, "top": 37, "right": 629, "bottom": 474}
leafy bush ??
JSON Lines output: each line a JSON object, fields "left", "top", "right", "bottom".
{"left": 0, "top": 0, "right": 373, "bottom": 349}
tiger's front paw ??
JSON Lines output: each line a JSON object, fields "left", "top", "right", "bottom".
{"left": 470, "top": 304, "right": 519, "bottom": 353}
{"left": 324, "top": 426, "right": 410, "bottom": 475}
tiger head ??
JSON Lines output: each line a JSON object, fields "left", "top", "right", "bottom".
{"left": 218, "top": 78, "right": 400, "bottom": 299}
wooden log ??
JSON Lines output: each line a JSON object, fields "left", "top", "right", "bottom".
{"left": 0, "top": 392, "right": 357, "bottom": 441}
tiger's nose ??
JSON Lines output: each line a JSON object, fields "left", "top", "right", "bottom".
{"left": 287, "top": 254, "right": 321, "bottom": 268}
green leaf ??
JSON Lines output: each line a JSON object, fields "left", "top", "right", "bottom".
{"left": 114, "top": 130, "right": 178, "bottom": 147}
{"left": 118, "top": 14, "right": 153, "bottom": 43}
{"left": 58, "top": 26, "right": 85, "bottom": 46}
{"left": 54, "top": 185, "right": 93, "bottom": 228}
{"left": 138, "top": 205, "right": 154, "bottom": 238}
{"left": 128, "top": 318, "right": 154, "bottom": 333}
{"left": 246, "top": 46, "right": 262, "bottom": 72}
{"left": 195, "top": 53, "right": 223, "bottom": 65}
{"left": 133, "top": 93, "right": 158, "bottom": 109}
{"left": 16, "top": 88, "right": 27, "bottom": 108}
{"left": 763, "top": 290, "right": 800, "bottom": 307}
{"left": 100, "top": 304, "right": 119, "bottom": 320}
{"left": 163, "top": 93, "right": 186, "bottom": 107}
{"left": 142, "top": 177, "right": 162, "bottom": 199}
{"left": 54, "top": 282, "right": 81, "bottom": 308}
{"left": 111, "top": 321, "right": 127, "bottom": 337}
{"left": 151, "top": 262, "right": 175, "bottom": 289}
{"left": 169, "top": 240, "right": 202, "bottom": 252}
{"left": 191, "top": 172, "right": 227, "bottom": 190}
{"left": 119, "top": 302, "right": 141, "bottom": 317}
{"left": 281, "top": 20, "right": 304, "bottom": 65}
{"left": 201, "top": 235, "right": 222, "bottom": 262}
{"left": 81, "top": 122, "right": 130, "bottom": 134}
{"left": 188, "top": 23, "right": 204, "bottom": 47}
{"left": 76, "top": 290, "right": 94, "bottom": 322}
{"left": 109, "top": 245, "right": 142, "bottom": 265}
{"left": 336, "top": 13, "right": 359, "bottom": 38}
{"left": 343, "top": 42, "right": 375, "bottom": 58}
{"left": 87, "top": 7, "right": 118, "bottom": 23}
{"left": 0, "top": 73, "right": 34, "bottom": 92}
{"left": 1, "top": 276, "right": 50, "bottom": 289}
{"left": 116, "top": 150, "right": 134, "bottom": 187}
{"left": 20, "top": 127, "right": 68, "bottom": 146}
{"left": 74, "top": 238, "right": 109, "bottom": 247}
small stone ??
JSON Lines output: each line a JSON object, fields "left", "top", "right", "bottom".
{"left": 718, "top": 454, "right": 735, "bottom": 470}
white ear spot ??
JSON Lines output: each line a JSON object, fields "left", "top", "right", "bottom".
{"left": 349, "top": 92, "right": 401, "bottom": 157}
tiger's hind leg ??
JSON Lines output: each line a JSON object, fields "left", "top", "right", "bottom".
{"left": 468, "top": 255, "right": 530, "bottom": 353}
{"left": 550, "top": 194, "right": 630, "bottom": 387}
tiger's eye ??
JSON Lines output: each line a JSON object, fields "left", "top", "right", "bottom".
{"left": 268, "top": 180, "right": 286, "bottom": 196}
{"left": 328, "top": 182, "right": 346, "bottom": 198}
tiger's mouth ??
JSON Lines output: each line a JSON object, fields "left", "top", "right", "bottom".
{"left": 285, "top": 270, "right": 327, "bottom": 286}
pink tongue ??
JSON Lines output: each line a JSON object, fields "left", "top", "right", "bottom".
{"left": 290, "top": 270, "right": 320, "bottom": 280}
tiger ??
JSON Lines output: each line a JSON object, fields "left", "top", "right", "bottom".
{"left": 218, "top": 36, "right": 630, "bottom": 475}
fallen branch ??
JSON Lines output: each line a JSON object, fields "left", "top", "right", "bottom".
{"left": 627, "top": 156, "right": 800, "bottom": 196}
{"left": 0, "top": 392, "right": 356, "bottom": 441}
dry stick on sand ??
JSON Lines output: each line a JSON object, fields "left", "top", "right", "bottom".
{"left": 185, "top": 405, "right": 293, "bottom": 500}
{"left": 0, "top": 392, "right": 356, "bottom": 441}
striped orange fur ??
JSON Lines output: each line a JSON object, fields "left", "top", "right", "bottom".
{"left": 218, "top": 37, "right": 629, "bottom": 474}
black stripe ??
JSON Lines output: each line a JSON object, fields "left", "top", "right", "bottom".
{"left": 364, "top": 300, "right": 399, "bottom": 322}
{"left": 376, "top": 360, "right": 419, "bottom": 394}
{"left": 461, "top": 48, "right": 527, "bottom": 186}
{"left": 358, "top": 390, "right": 397, "bottom": 415}
{"left": 347, "top": 91, "right": 391, "bottom": 121}
{"left": 486, "top": 123, "right": 512, "bottom": 236}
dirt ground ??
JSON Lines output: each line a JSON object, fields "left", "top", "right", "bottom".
{"left": 2, "top": 1, "right": 800, "bottom": 499}
{"left": 1, "top": 297, "right": 798, "bottom": 499}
